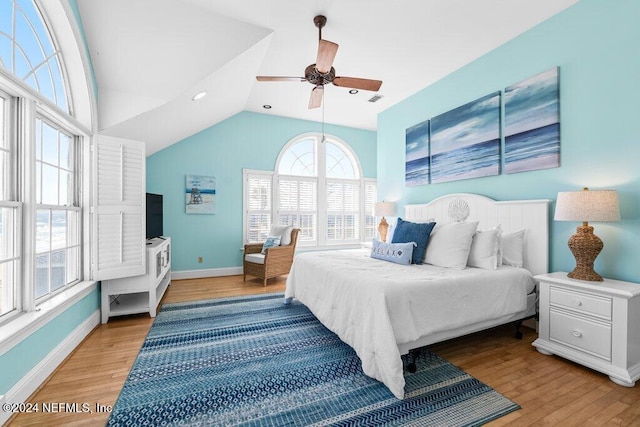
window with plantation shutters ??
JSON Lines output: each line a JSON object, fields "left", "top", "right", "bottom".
{"left": 244, "top": 170, "right": 273, "bottom": 243}
{"left": 93, "top": 135, "right": 146, "bottom": 281}
{"left": 327, "top": 179, "right": 359, "bottom": 242}
{"left": 243, "top": 133, "right": 376, "bottom": 248}
{"left": 364, "top": 180, "right": 377, "bottom": 241}
{"left": 279, "top": 177, "right": 317, "bottom": 243}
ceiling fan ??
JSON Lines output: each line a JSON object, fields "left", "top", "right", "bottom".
{"left": 256, "top": 15, "right": 383, "bottom": 109}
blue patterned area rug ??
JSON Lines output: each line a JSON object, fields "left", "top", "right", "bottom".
{"left": 108, "top": 293, "right": 519, "bottom": 426}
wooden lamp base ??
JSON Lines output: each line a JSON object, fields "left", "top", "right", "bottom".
{"left": 567, "top": 223, "right": 604, "bottom": 282}
{"left": 378, "top": 217, "right": 389, "bottom": 242}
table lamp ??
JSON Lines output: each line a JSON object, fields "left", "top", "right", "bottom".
{"left": 554, "top": 187, "right": 620, "bottom": 281}
{"left": 374, "top": 201, "right": 395, "bottom": 242}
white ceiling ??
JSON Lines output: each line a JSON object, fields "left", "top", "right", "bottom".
{"left": 76, "top": 0, "right": 578, "bottom": 156}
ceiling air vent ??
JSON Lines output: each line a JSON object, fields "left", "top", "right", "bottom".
{"left": 368, "top": 94, "right": 383, "bottom": 103}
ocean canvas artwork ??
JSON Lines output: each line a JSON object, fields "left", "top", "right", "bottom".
{"left": 429, "top": 92, "right": 501, "bottom": 184}
{"left": 186, "top": 174, "right": 216, "bottom": 214}
{"left": 504, "top": 67, "right": 560, "bottom": 174}
{"left": 405, "top": 119, "right": 430, "bottom": 186}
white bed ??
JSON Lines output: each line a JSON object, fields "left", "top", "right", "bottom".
{"left": 284, "top": 193, "right": 551, "bottom": 399}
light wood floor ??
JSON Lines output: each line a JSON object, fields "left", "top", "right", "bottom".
{"left": 7, "top": 275, "right": 640, "bottom": 426}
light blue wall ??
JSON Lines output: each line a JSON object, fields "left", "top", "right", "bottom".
{"left": 146, "top": 111, "right": 377, "bottom": 272}
{"left": 377, "top": 0, "right": 640, "bottom": 283}
{"left": 0, "top": 290, "right": 100, "bottom": 394}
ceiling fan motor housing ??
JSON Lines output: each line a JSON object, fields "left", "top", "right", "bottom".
{"left": 305, "top": 64, "right": 335, "bottom": 86}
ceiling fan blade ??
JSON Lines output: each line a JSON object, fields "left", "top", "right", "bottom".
{"left": 256, "top": 76, "right": 306, "bottom": 82}
{"left": 315, "top": 39, "right": 338, "bottom": 74}
{"left": 308, "top": 85, "right": 324, "bottom": 109}
{"left": 333, "top": 76, "right": 382, "bottom": 92}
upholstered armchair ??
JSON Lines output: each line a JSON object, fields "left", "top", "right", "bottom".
{"left": 243, "top": 228, "right": 300, "bottom": 287}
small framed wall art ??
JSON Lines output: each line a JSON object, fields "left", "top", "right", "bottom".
{"left": 185, "top": 174, "right": 216, "bottom": 214}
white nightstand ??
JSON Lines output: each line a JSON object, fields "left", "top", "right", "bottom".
{"left": 533, "top": 272, "right": 640, "bottom": 387}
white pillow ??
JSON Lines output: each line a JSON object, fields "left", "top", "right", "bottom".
{"left": 269, "top": 225, "right": 294, "bottom": 245}
{"left": 424, "top": 221, "right": 479, "bottom": 269}
{"left": 502, "top": 229, "right": 525, "bottom": 267}
{"left": 467, "top": 226, "right": 502, "bottom": 270}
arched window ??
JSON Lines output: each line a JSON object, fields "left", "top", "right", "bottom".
{"left": 244, "top": 133, "right": 376, "bottom": 247}
{"left": 0, "top": 0, "right": 91, "bottom": 323}
{"left": 0, "top": 0, "right": 70, "bottom": 112}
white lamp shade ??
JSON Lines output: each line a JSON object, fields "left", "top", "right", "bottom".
{"left": 374, "top": 201, "right": 395, "bottom": 217}
{"left": 554, "top": 189, "right": 620, "bottom": 222}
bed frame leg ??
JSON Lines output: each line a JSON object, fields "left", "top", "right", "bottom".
{"left": 405, "top": 349, "right": 420, "bottom": 373}
{"left": 514, "top": 320, "right": 524, "bottom": 340}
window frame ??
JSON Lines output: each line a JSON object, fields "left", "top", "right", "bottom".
{"left": 242, "top": 169, "right": 275, "bottom": 245}
{"left": 243, "top": 132, "right": 376, "bottom": 249}
{"left": 33, "top": 115, "right": 81, "bottom": 302}
{"left": 0, "top": 0, "right": 94, "bottom": 327}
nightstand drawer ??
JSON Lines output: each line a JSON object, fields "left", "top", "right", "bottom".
{"left": 549, "top": 309, "right": 611, "bottom": 361}
{"left": 549, "top": 286, "right": 612, "bottom": 320}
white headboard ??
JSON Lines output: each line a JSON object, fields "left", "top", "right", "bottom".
{"left": 404, "top": 193, "right": 551, "bottom": 276}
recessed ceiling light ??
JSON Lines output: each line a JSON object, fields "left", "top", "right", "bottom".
{"left": 192, "top": 91, "right": 207, "bottom": 101}
{"left": 349, "top": 89, "right": 358, "bottom": 94}
{"left": 263, "top": 104, "right": 272, "bottom": 109}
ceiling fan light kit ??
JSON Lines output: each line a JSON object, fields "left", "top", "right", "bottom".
{"left": 256, "top": 15, "right": 382, "bottom": 109}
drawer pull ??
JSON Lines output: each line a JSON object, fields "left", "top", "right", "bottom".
{"left": 572, "top": 330, "right": 583, "bottom": 338}
{"left": 573, "top": 300, "right": 582, "bottom": 307}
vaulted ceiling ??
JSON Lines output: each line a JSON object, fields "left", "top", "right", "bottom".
{"left": 75, "top": 0, "right": 578, "bottom": 155}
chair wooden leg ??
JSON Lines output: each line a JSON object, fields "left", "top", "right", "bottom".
{"left": 263, "top": 278, "right": 267, "bottom": 287}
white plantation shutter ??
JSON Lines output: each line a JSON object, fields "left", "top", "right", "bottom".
{"left": 93, "top": 135, "right": 146, "bottom": 280}
{"left": 278, "top": 176, "right": 317, "bottom": 244}
{"left": 364, "top": 180, "right": 377, "bottom": 240}
{"left": 326, "top": 179, "right": 359, "bottom": 242}
{"left": 244, "top": 170, "right": 273, "bottom": 243}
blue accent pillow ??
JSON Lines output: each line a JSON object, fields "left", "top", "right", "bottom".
{"left": 391, "top": 218, "right": 436, "bottom": 264}
{"left": 371, "top": 240, "right": 416, "bottom": 265}
{"left": 261, "top": 235, "right": 281, "bottom": 254}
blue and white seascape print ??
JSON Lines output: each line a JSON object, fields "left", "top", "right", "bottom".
{"left": 430, "top": 92, "right": 501, "bottom": 184}
{"left": 405, "top": 119, "right": 430, "bottom": 186}
{"left": 504, "top": 67, "right": 560, "bottom": 174}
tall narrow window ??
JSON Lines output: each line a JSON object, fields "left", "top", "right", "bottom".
{"left": 278, "top": 177, "right": 317, "bottom": 243}
{"left": 0, "top": 90, "right": 19, "bottom": 319}
{"left": 245, "top": 171, "right": 273, "bottom": 243}
{"left": 34, "top": 117, "right": 79, "bottom": 299}
{"left": 364, "top": 180, "right": 377, "bottom": 241}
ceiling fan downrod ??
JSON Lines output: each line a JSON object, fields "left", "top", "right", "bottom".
{"left": 314, "top": 15, "right": 327, "bottom": 40}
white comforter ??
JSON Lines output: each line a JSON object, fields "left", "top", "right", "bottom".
{"left": 284, "top": 249, "right": 534, "bottom": 399}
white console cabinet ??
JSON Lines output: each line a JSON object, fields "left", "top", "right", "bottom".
{"left": 101, "top": 237, "right": 171, "bottom": 323}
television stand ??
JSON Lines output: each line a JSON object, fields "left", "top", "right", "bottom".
{"left": 101, "top": 237, "right": 171, "bottom": 323}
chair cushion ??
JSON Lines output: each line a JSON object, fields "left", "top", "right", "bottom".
{"left": 245, "top": 253, "right": 265, "bottom": 264}
{"left": 269, "top": 225, "right": 294, "bottom": 245}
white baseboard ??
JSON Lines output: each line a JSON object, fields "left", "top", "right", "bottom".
{"left": 171, "top": 267, "right": 242, "bottom": 281}
{"left": 0, "top": 310, "right": 100, "bottom": 426}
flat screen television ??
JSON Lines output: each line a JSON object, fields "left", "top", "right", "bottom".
{"left": 146, "top": 193, "right": 164, "bottom": 239}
